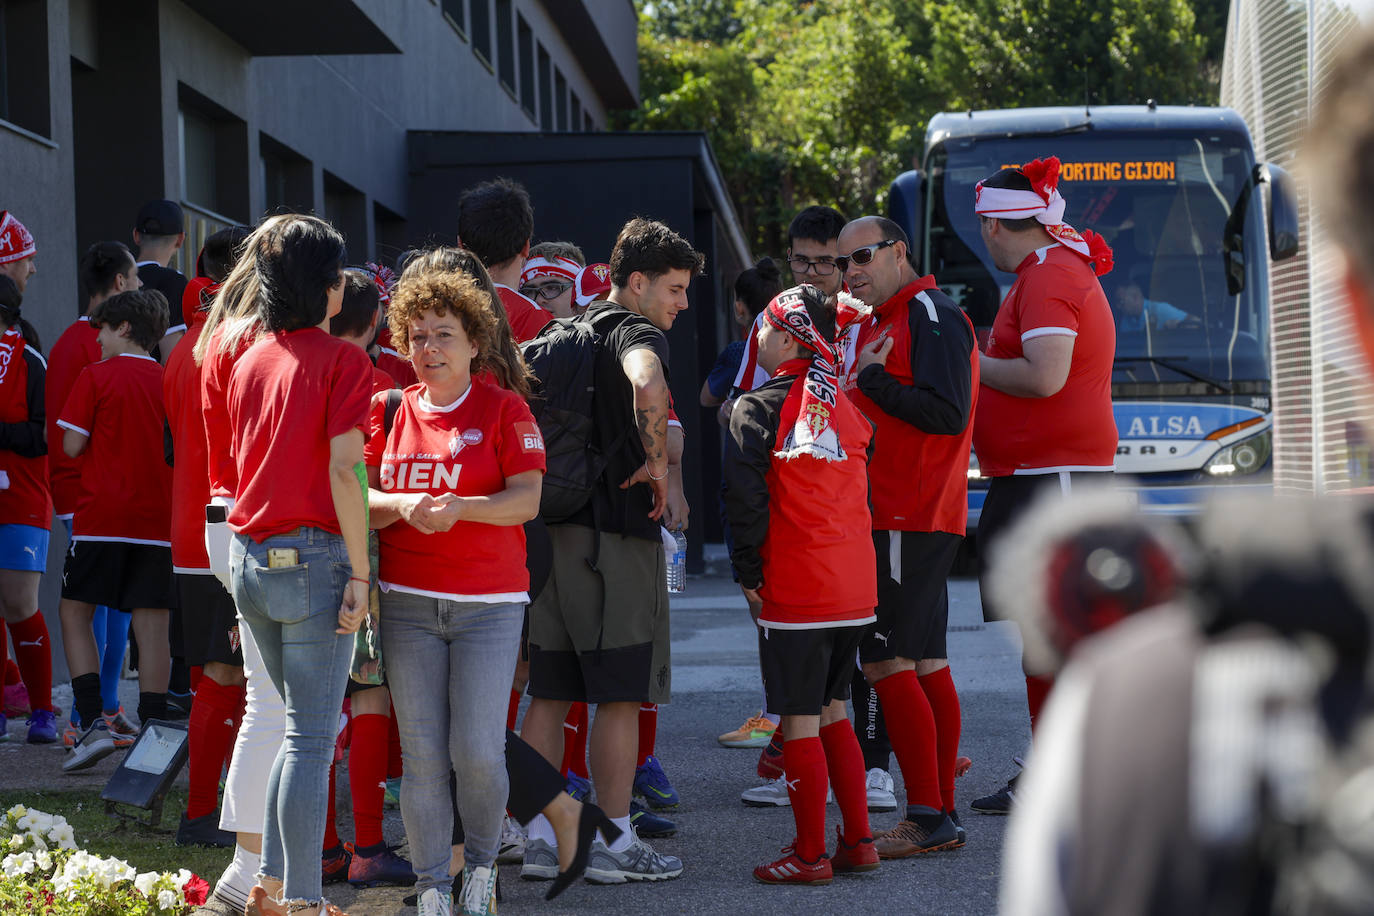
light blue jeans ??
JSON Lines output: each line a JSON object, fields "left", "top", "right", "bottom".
{"left": 230, "top": 527, "right": 352, "bottom": 905}
{"left": 381, "top": 590, "right": 523, "bottom": 894}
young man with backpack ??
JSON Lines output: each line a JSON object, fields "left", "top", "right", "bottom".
{"left": 519, "top": 217, "right": 702, "bottom": 885}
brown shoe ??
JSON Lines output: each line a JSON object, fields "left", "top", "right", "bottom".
{"left": 873, "top": 816, "right": 960, "bottom": 859}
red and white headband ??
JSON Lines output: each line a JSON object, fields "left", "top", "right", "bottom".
{"left": 974, "top": 157, "right": 1114, "bottom": 276}
{"left": 0, "top": 212, "right": 35, "bottom": 265}
{"left": 520, "top": 255, "right": 580, "bottom": 287}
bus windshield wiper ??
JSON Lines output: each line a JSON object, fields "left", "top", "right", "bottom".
{"left": 1114, "top": 355, "right": 1233, "bottom": 393}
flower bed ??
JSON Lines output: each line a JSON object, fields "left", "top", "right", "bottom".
{"left": 0, "top": 805, "right": 209, "bottom": 914}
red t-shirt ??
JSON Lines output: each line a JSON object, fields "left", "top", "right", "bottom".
{"left": 45, "top": 318, "right": 101, "bottom": 517}
{"left": 226, "top": 328, "right": 373, "bottom": 540}
{"left": 364, "top": 378, "right": 546, "bottom": 598}
{"left": 0, "top": 326, "right": 52, "bottom": 528}
{"left": 371, "top": 364, "right": 397, "bottom": 396}
{"left": 496, "top": 285, "right": 552, "bottom": 344}
{"left": 200, "top": 321, "right": 256, "bottom": 500}
{"left": 376, "top": 347, "right": 418, "bottom": 388}
{"left": 164, "top": 321, "right": 212, "bottom": 570}
{"left": 974, "top": 244, "right": 1118, "bottom": 476}
{"left": 58, "top": 354, "right": 171, "bottom": 544}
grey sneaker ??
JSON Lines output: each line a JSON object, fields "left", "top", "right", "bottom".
{"left": 456, "top": 864, "right": 496, "bottom": 916}
{"left": 417, "top": 886, "right": 453, "bottom": 916}
{"left": 520, "top": 836, "right": 558, "bottom": 881}
{"left": 865, "top": 767, "right": 897, "bottom": 812}
{"left": 63, "top": 719, "right": 116, "bottom": 773}
{"left": 497, "top": 815, "right": 526, "bottom": 864}
{"left": 584, "top": 832, "right": 683, "bottom": 884}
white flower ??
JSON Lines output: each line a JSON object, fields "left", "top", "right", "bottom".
{"left": 2, "top": 851, "right": 35, "bottom": 877}
{"left": 6, "top": 834, "right": 23, "bottom": 850}
{"left": 173, "top": 867, "right": 192, "bottom": 890}
{"left": 5, "top": 804, "right": 27, "bottom": 820}
{"left": 135, "top": 871, "right": 160, "bottom": 896}
{"left": 48, "top": 823, "right": 75, "bottom": 849}
{"left": 33, "top": 848, "right": 51, "bottom": 872}
{"left": 158, "top": 888, "right": 177, "bottom": 909}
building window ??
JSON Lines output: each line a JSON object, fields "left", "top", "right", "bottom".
{"left": 570, "top": 93, "right": 582, "bottom": 132}
{"left": 470, "top": 0, "right": 490, "bottom": 66}
{"left": 323, "top": 171, "right": 367, "bottom": 260}
{"left": 0, "top": 0, "right": 51, "bottom": 138}
{"left": 555, "top": 69, "right": 567, "bottom": 131}
{"left": 537, "top": 44, "right": 552, "bottom": 131}
{"left": 260, "top": 133, "right": 312, "bottom": 216}
{"left": 517, "top": 15, "right": 534, "bottom": 118}
{"left": 495, "top": 0, "right": 514, "bottom": 93}
{"left": 441, "top": 0, "right": 465, "bottom": 39}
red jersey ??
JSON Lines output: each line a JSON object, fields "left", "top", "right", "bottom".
{"left": 974, "top": 244, "right": 1117, "bottom": 476}
{"left": 0, "top": 326, "right": 52, "bottom": 528}
{"left": 58, "top": 354, "right": 171, "bottom": 544}
{"left": 365, "top": 378, "right": 546, "bottom": 599}
{"left": 849, "top": 278, "right": 978, "bottom": 535}
{"left": 45, "top": 318, "right": 101, "bottom": 517}
{"left": 372, "top": 364, "right": 397, "bottom": 396}
{"left": 164, "top": 322, "right": 212, "bottom": 570}
{"left": 496, "top": 285, "right": 552, "bottom": 344}
{"left": 200, "top": 321, "right": 255, "bottom": 499}
{"left": 376, "top": 347, "right": 418, "bottom": 388}
{"left": 226, "top": 328, "right": 373, "bottom": 540}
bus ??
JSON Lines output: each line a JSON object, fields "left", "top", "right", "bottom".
{"left": 887, "top": 105, "right": 1300, "bottom": 525}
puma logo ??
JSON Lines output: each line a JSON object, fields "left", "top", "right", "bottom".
{"left": 563, "top": 722, "right": 580, "bottom": 734}
{"left": 784, "top": 777, "right": 801, "bottom": 792}
{"left": 21, "top": 545, "right": 36, "bottom": 558}
{"left": 18, "top": 637, "right": 43, "bottom": 648}
{"left": 872, "top": 632, "right": 889, "bottom": 646}
{"left": 222, "top": 719, "right": 235, "bottom": 727}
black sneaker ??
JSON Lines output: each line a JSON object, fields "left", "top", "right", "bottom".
{"left": 175, "top": 811, "right": 235, "bottom": 847}
{"left": 970, "top": 772, "right": 1018, "bottom": 815}
{"left": 629, "top": 800, "right": 677, "bottom": 838}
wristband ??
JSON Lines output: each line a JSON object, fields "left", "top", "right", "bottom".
{"left": 647, "top": 464, "right": 669, "bottom": 481}
{"left": 349, "top": 576, "right": 369, "bottom": 586}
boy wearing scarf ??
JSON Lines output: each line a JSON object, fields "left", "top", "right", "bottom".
{"left": 723, "top": 284, "right": 880, "bottom": 885}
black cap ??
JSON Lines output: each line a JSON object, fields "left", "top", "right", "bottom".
{"left": 135, "top": 199, "right": 184, "bottom": 236}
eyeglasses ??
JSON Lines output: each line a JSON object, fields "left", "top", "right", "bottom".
{"left": 787, "top": 254, "right": 838, "bottom": 277}
{"left": 835, "top": 239, "right": 899, "bottom": 272}
{"left": 521, "top": 280, "right": 573, "bottom": 302}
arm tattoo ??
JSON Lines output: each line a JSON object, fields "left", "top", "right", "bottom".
{"left": 635, "top": 406, "right": 667, "bottom": 463}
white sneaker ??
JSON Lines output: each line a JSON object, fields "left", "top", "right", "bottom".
{"left": 456, "top": 864, "right": 496, "bottom": 915}
{"left": 63, "top": 719, "right": 116, "bottom": 773}
{"left": 866, "top": 767, "right": 898, "bottom": 812}
{"left": 740, "top": 776, "right": 835, "bottom": 807}
{"left": 497, "top": 815, "right": 526, "bottom": 864}
{"left": 417, "top": 886, "right": 453, "bottom": 916}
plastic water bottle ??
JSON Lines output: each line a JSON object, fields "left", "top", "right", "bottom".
{"left": 663, "top": 527, "right": 687, "bottom": 593}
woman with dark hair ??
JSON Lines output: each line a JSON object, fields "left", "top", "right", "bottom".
{"left": 369, "top": 250, "right": 616, "bottom": 916}
{"left": 221, "top": 214, "right": 372, "bottom": 916}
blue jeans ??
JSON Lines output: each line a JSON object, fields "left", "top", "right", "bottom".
{"left": 381, "top": 590, "right": 523, "bottom": 892}
{"left": 230, "top": 528, "right": 352, "bottom": 905}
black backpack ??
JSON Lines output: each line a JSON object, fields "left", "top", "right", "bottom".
{"left": 521, "top": 315, "right": 629, "bottom": 522}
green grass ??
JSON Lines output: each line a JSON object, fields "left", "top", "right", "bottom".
{"left": 0, "top": 787, "right": 231, "bottom": 883}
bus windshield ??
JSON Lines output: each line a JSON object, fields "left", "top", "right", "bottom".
{"left": 927, "top": 134, "right": 1271, "bottom": 392}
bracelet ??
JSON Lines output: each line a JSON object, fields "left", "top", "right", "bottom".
{"left": 646, "top": 464, "right": 669, "bottom": 481}
{"left": 349, "top": 576, "right": 369, "bottom": 586}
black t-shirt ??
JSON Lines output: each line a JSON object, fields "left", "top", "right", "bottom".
{"left": 568, "top": 301, "right": 671, "bottom": 541}
{"left": 137, "top": 262, "right": 188, "bottom": 333}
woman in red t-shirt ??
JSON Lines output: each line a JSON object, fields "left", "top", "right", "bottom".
{"left": 218, "top": 214, "right": 371, "bottom": 916}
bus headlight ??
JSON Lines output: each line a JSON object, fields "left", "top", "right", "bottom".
{"left": 1204, "top": 429, "right": 1271, "bottom": 477}
{"left": 968, "top": 452, "right": 982, "bottom": 480}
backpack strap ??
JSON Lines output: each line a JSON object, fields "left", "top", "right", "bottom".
{"left": 383, "top": 387, "right": 403, "bottom": 436}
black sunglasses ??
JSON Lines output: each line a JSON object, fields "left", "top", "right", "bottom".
{"left": 835, "top": 239, "right": 898, "bottom": 272}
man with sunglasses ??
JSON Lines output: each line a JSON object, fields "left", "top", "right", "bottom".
{"left": 840, "top": 215, "right": 978, "bottom": 857}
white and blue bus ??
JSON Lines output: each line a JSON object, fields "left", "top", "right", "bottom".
{"left": 887, "top": 105, "right": 1299, "bottom": 525}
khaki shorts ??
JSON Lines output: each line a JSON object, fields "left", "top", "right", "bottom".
{"left": 526, "top": 524, "right": 671, "bottom": 704}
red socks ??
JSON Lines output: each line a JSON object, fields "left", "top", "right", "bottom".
{"left": 1026, "top": 674, "right": 1054, "bottom": 733}
{"left": 919, "top": 666, "right": 962, "bottom": 812}
{"left": 819, "top": 719, "right": 871, "bottom": 845}
{"left": 873, "top": 669, "right": 943, "bottom": 810}
{"left": 637, "top": 703, "right": 658, "bottom": 767}
{"left": 8, "top": 612, "right": 52, "bottom": 713}
{"left": 349, "top": 714, "right": 390, "bottom": 849}
{"left": 323, "top": 761, "right": 341, "bottom": 851}
{"left": 782, "top": 736, "right": 829, "bottom": 861}
{"left": 185, "top": 677, "right": 246, "bottom": 819}
{"left": 561, "top": 703, "right": 589, "bottom": 779}
{"left": 507, "top": 688, "right": 521, "bottom": 731}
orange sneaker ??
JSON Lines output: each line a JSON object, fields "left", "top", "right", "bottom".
{"left": 955, "top": 755, "right": 972, "bottom": 778}
{"left": 718, "top": 712, "right": 777, "bottom": 749}
{"left": 104, "top": 708, "right": 139, "bottom": 748}
{"left": 62, "top": 721, "right": 80, "bottom": 749}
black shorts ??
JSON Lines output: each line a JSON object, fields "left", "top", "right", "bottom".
{"left": 861, "top": 530, "right": 962, "bottom": 664}
{"left": 176, "top": 573, "right": 243, "bottom": 668}
{"left": 977, "top": 472, "right": 1113, "bottom": 621}
{"left": 62, "top": 540, "right": 174, "bottom": 609}
{"left": 759, "top": 625, "right": 865, "bottom": 717}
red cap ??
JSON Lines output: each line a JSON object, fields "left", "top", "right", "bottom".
{"left": 0, "top": 212, "right": 35, "bottom": 265}
{"left": 575, "top": 263, "right": 612, "bottom": 307}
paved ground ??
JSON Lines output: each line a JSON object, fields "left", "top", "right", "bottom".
{"left": 2, "top": 547, "right": 1031, "bottom": 915}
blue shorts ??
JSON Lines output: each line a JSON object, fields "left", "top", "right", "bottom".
{"left": 0, "top": 524, "right": 49, "bottom": 572}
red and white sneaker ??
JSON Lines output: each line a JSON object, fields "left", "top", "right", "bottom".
{"left": 752, "top": 845, "right": 833, "bottom": 886}
{"left": 830, "top": 826, "right": 879, "bottom": 874}
{"left": 955, "top": 755, "right": 973, "bottom": 778}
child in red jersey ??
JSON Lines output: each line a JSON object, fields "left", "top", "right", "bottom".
{"left": 56, "top": 289, "right": 173, "bottom": 772}
{"left": 723, "top": 284, "right": 880, "bottom": 886}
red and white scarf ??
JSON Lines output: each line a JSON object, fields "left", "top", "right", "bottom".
{"left": 0, "top": 212, "right": 35, "bottom": 266}
{"left": 974, "top": 157, "right": 1114, "bottom": 276}
{"left": 764, "top": 286, "right": 845, "bottom": 462}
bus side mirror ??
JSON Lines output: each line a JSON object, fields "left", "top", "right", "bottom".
{"left": 887, "top": 170, "right": 926, "bottom": 271}
{"left": 1262, "top": 163, "right": 1299, "bottom": 262}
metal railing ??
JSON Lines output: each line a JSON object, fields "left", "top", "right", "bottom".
{"left": 170, "top": 200, "right": 237, "bottom": 277}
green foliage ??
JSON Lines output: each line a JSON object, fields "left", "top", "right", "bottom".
{"left": 621, "top": 0, "right": 1223, "bottom": 253}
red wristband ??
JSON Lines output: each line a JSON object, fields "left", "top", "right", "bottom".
{"left": 349, "top": 576, "right": 369, "bottom": 586}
